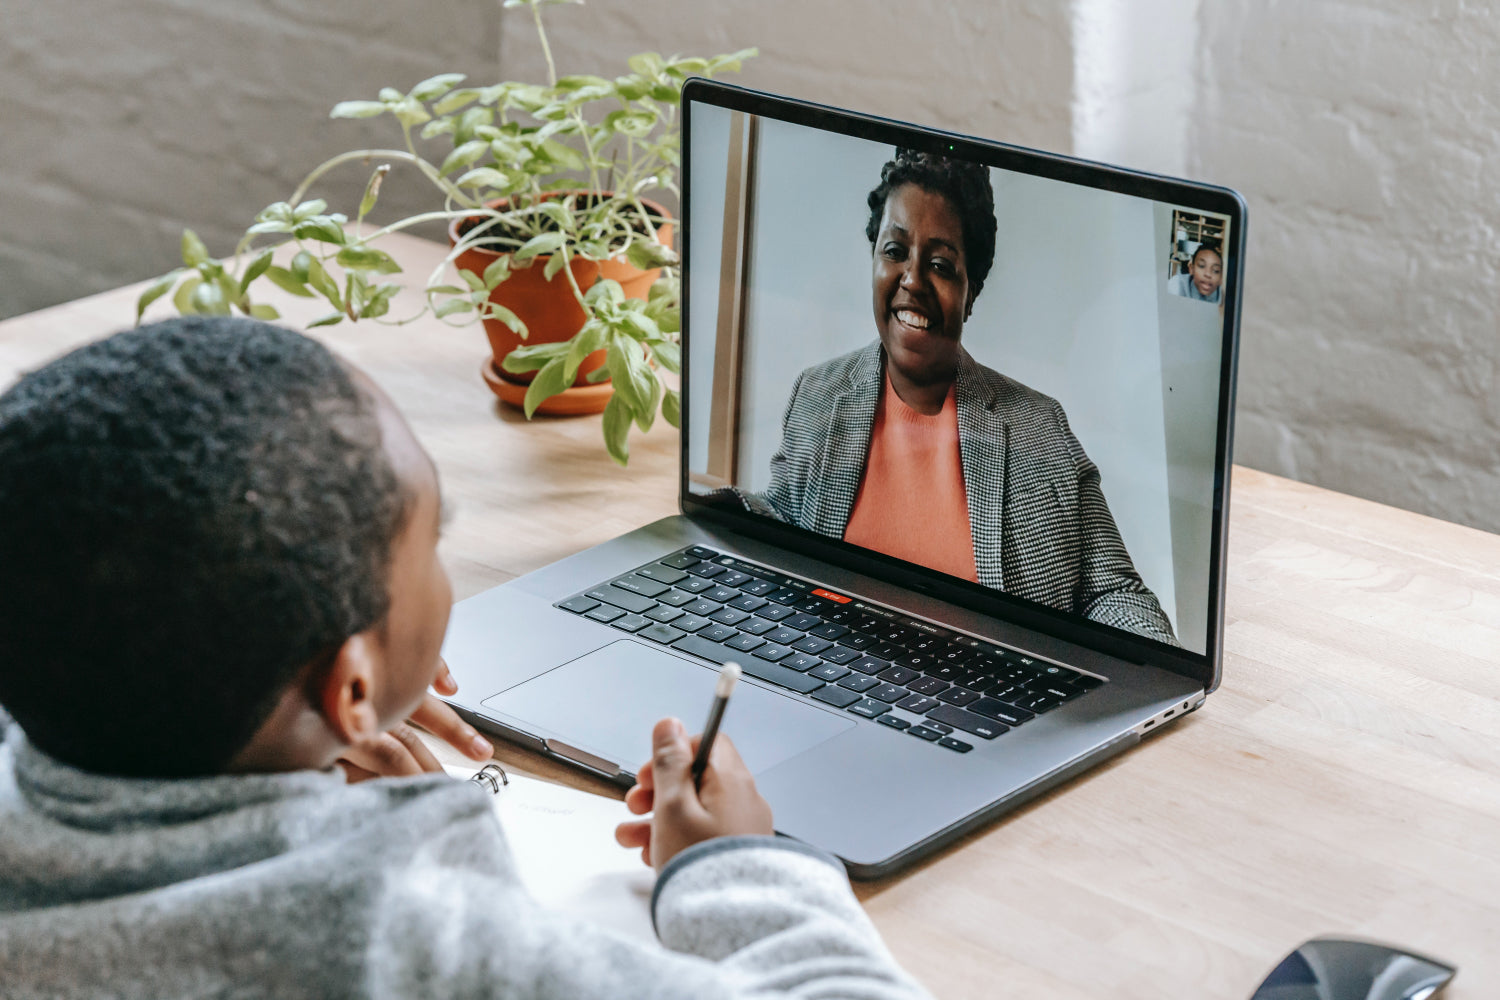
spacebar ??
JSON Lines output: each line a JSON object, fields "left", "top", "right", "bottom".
{"left": 672, "top": 635, "right": 824, "bottom": 694}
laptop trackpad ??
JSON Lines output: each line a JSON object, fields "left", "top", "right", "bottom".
{"left": 481, "top": 640, "right": 854, "bottom": 775}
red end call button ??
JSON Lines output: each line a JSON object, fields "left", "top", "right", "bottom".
{"left": 811, "top": 588, "right": 851, "bottom": 604}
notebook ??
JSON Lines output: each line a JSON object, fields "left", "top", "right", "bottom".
{"left": 445, "top": 763, "right": 654, "bottom": 941}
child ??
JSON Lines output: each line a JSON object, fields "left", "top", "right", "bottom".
{"left": 0, "top": 317, "right": 929, "bottom": 999}
{"left": 1169, "top": 242, "right": 1224, "bottom": 303}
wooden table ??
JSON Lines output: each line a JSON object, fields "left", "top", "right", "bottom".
{"left": 4, "top": 232, "right": 1497, "bottom": 999}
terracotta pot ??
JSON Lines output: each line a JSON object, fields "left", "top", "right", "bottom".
{"left": 449, "top": 193, "right": 675, "bottom": 416}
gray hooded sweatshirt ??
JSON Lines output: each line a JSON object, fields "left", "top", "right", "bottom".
{"left": 0, "top": 714, "right": 930, "bottom": 999}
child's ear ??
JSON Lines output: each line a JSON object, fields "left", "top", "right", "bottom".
{"left": 317, "top": 633, "right": 382, "bottom": 746}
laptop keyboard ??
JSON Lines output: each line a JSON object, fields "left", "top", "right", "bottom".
{"left": 555, "top": 546, "right": 1105, "bottom": 754}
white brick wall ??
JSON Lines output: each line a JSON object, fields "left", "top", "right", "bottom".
{"left": 0, "top": 0, "right": 497, "bottom": 319}
{"left": 1192, "top": 0, "right": 1500, "bottom": 532}
{"left": 5, "top": 0, "right": 1495, "bottom": 532}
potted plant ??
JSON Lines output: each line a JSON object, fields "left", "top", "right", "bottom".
{"left": 138, "top": 0, "right": 752, "bottom": 464}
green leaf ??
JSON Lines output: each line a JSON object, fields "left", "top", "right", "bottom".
{"left": 330, "top": 100, "right": 389, "bottom": 119}
{"left": 259, "top": 202, "right": 294, "bottom": 224}
{"left": 484, "top": 302, "right": 527, "bottom": 337}
{"left": 190, "top": 278, "right": 228, "bottom": 315}
{"left": 307, "top": 312, "right": 345, "bottom": 329}
{"left": 613, "top": 75, "right": 650, "bottom": 101}
{"left": 556, "top": 74, "right": 611, "bottom": 91}
{"left": 432, "top": 87, "right": 480, "bottom": 115}
{"left": 602, "top": 109, "right": 656, "bottom": 139}
{"left": 627, "top": 52, "right": 664, "bottom": 79}
{"left": 240, "top": 249, "right": 274, "bottom": 293}
{"left": 409, "top": 72, "right": 466, "bottom": 103}
{"left": 707, "top": 48, "right": 758, "bottom": 74}
{"left": 625, "top": 239, "right": 677, "bottom": 270}
{"left": 216, "top": 272, "right": 242, "bottom": 311}
{"left": 543, "top": 250, "right": 568, "bottom": 282}
{"left": 358, "top": 164, "right": 390, "bottom": 218}
{"left": 617, "top": 310, "right": 660, "bottom": 341}
{"left": 502, "top": 341, "right": 568, "bottom": 373}
{"left": 263, "top": 265, "right": 315, "bottom": 298}
{"left": 135, "top": 272, "right": 179, "bottom": 323}
{"left": 522, "top": 357, "right": 570, "bottom": 419}
{"left": 172, "top": 275, "right": 202, "bottom": 314}
{"left": 440, "top": 139, "right": 491, "bottom": 175}
{"left": 458, "top": 268, "right": 487, "bottom": 293}
{"left": 584, "top": 278, "right": 626, "bottom": 308}
{"left": 601, "top": 392, "right": 630, "bottom": 465}
{"left": 454, "top": 167, "right": 510, "bottom": 189}
{"left": 362, "top": 284, "right": 398, "bottom": 319}
{"left": 306, "top": 258, "right": 342, "bottom": 307}
{"left": 378, "top": 87, "right": 403, "bottom": 102}
{"left": 247, "top": 220, "right": 293, "bottom": 236}
{"left": 181, "top": 230, "right": 210, "bottom": 268}
{"left": 537, "top": 199, "right": 573, "bottom": 229}
{"left": 661, "top": 386, "right": 681, "bottom": 428}
{"left": 606, "top": 334, "right": 650, "bottom": 416}
{"left": 336, "top": 246, "right": 402, "bottom": 274}
{"left": 293, "top": 218, "right": 347, "bottom": 246}
{"left": 421, "top": 118, "right": 455, "bottom": 140}
{"left": 427, "top": 284, "right": 466, "bottom": 295}
{"left": 563, "top": 319, "right": 607, "bottom": 383}
{"left": 434, "top": 298, "right": 475, "bottom": 319}
{"left": 512, "top": 231, "right": 566, "bottom": 263}
{"left": 482, "top": 255, "right": 511, "bottom": 289}
{"left": 392, "top": 98, "right": 431, "bottom": 128}
{"left": 292, "top": 199, "right": 328, "bottom": 221}
{"left": 649, "top": 339, "right": 681, "bottom": 374}
{"left": 290, "top": 251, "right": 313, "bottom": 283}
{"left": 637, "top": 366, "right": 661, "bottom": 432}
{"left": 248, "top": 303, "right": 281, "bottom": 321}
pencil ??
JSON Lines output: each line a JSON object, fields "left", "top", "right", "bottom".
{"left": 691, "top": 661, "right": 742, "bottom": 789}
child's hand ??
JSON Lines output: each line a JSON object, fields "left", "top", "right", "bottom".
{"left": 337, "top": 659, "right": 494, "bottom": 781}
{"left": 614, "top": 718, "right": 773, "bottom": 872}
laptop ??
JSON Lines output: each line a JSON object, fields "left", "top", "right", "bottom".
{"left": 439, "top": 80, "right": 1244, "bottom": 878}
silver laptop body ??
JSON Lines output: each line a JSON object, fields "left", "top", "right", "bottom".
{"left": 441, "top": 82, "right": 1244, "bottom": 878}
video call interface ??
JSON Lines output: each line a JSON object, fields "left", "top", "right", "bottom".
{"left": 685, "top": 103, "right": 1233, "bottom": 655}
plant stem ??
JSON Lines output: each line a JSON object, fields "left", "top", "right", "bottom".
{"left": 532, "top": 2, "right": 557, "bottom": 87}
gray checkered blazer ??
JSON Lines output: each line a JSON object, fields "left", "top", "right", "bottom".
{"left": 734, "top": 342, "right": 1178, "bottom": 646}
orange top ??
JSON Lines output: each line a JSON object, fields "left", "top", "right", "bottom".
{"left": 843, "top": 373, "right": 978, "bottom": 582}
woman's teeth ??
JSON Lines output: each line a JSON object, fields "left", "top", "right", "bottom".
{"left": 895, "top": 309, "right": 930, "bottom": 329}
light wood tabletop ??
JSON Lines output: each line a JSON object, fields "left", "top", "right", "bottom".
{"left": 4, "top": 231, "right": 1497, "bottom": 999}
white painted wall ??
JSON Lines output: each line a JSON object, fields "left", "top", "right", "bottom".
{"left": 1190, "top": 0, "right": 1500, "bottom": 534}
{"left": 7, "top": 0, "right": 1495, "bottom": 538}
{"left": 0, "top": 1, "right": 497, "bottom": 321}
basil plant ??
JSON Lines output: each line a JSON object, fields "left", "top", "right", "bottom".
{"left": 139, "top": 0, "right": 753, "bottom": 465}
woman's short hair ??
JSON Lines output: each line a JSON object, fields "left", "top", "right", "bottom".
{"left": 1191, "top": 241, "right": 1224, "bottom": 265}
{"left": 866, "top": 148, "right": 998, "bottom": 301}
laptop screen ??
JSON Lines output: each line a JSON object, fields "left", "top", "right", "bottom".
{"left": 682, "top": 85, "right": 1241, "bottom": 660}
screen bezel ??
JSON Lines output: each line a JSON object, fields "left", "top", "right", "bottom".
{"left": 679, "top": 79, "right": 1244, "bottom": 692}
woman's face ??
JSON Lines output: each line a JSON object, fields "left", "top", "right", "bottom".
{"left": 1189, "top": 248, "right": 1223, "bottom": 298}
{"left": 871, "top": 183, "right": 973, "bottom": 388}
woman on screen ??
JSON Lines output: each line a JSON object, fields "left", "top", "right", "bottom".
{"left": 744, "top": 148, "right": 1177, "bottom": 645}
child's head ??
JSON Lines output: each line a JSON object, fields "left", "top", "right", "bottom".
{"left": 1188, "top": 243, "right": 1224, "bottom": 298}
{"left": 0, "top": 317, "right": 451, "bottom": 776}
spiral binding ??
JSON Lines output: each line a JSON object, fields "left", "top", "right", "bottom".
{"left": 468, "top": 762, "right": 508, "bottom": 794}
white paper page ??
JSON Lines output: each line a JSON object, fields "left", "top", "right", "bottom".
{"left": 444, "top": 764, "right": 656, "bottom": 941}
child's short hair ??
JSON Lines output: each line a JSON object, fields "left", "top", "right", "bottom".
{"left": 0, "top": 317, "right": 408, "bottom": 775}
